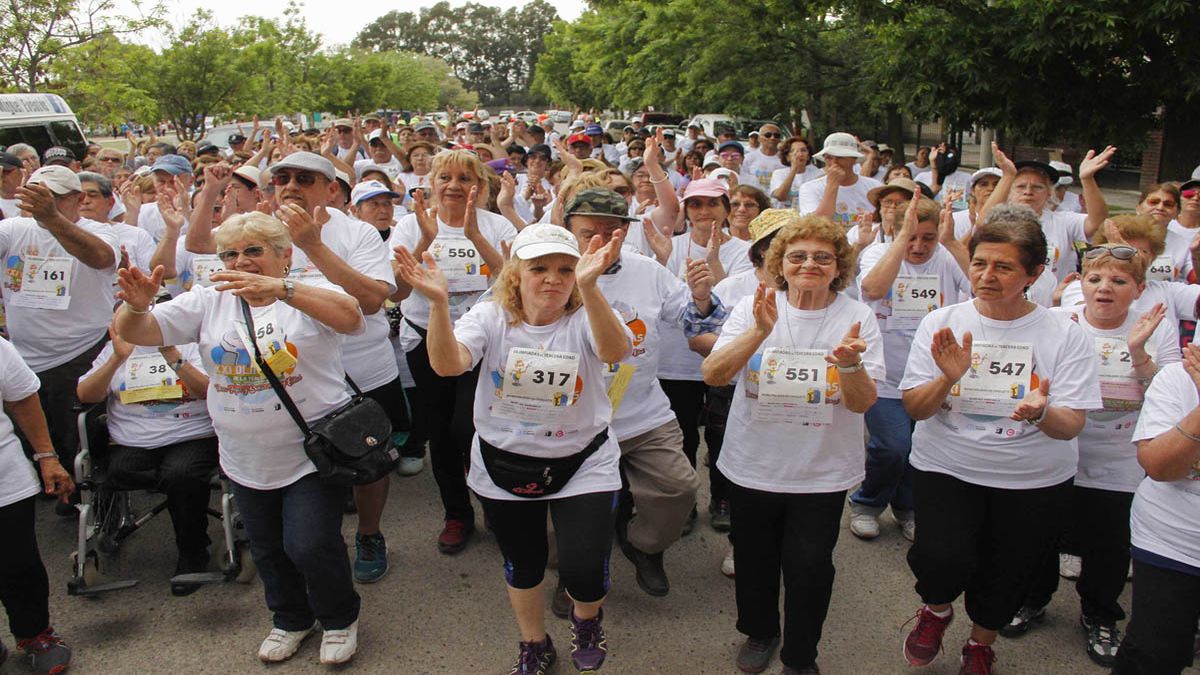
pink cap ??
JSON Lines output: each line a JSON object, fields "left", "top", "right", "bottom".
{"left": 681, "top": 177, "right": 729, "bottom": 201}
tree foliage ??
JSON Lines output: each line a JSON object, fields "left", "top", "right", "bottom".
{"left": 46, "top": 34, "right": 158, "bottom": 127}
{"left": 353, "top": 0, "right": 559, "bottom": 105}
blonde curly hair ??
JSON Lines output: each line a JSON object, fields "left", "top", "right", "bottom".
{"left": 490, "top": 254, "right": 583, "bottom": 325}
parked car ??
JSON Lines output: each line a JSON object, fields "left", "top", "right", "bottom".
{"left": 550, "top": 110, "right": 572, "bottom": 123}
{"left": 689, "top": 114, "right": 739, "bottom": 140}
{"left": 516, "top": 110, "right": 540, "bottom": 125}
{"left": 604, "top": 119, "right": 632, "bottom": 134}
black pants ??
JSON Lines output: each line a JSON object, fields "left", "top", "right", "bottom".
{"left": 907, "top": 468, "right": 1072, "bottom": 630}
{"left": 406, "top": 336, "right": 478, "bottom": 522}
{"left": 478, "top": 491, "right": 616, "bottom": 603}
{"left": 105, "top": 437, "right": 219, "bottom": 557}
{"left": 704, "top": 385, "right": 734, "bottom": 504}
{"left": 26, "top": 335, "right": 107, "bottom": 470}
{"left": 0, "top": 497, "right": 50, "bottom": 639}
{"left": 1113, "top": 558, "right": 1200, "bottom": 674}
{"left": 1023, "top": 485, "right": 1133, "bottom": 624}
{"left": 400, "top": 386, "right": 425, "bottom": 459}
{"left": 729, "top": 484, "right": 845, "bottom": 669}
{"left": 659, "top": 379, "right": 707, "bottom": 469}
{"left": 361, "top": 376, "right": 412, "bottom": 449}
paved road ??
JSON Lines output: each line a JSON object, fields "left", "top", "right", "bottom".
{"left": 13, "top": 447, "right": 1189, "bottom": 675}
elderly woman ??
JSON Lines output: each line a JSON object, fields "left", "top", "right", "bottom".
{"left": 849, "top": 192, "right": 970, "bottom": 542}
{"left": 396, "top": 223, "right": 630, "bottom": 675}
{"left": 768, "top": 138, "right": 821, "bottom": 209}
{"left": 1134, "top": 183, "right": 1190, "bottom": 282}
{"left": 1112, "top": 342, "right": 1200, "bottom": 674}
{"left": 393, "top": 149, "right": 517, "bottom": 554}
{"left": 729, "top": 185, "right": 770, "bottom": 241}
{"left": 76, "top": 323, "right": 217, "bottom": 597}
{"left": 114, "top": 212, "right": 366, "bottom": 665}
{"left": 702, "top": 214, "right": 884, "bottom": 675}
{"left": 1000, "top": 244, "right": 1178, "bottom": 664}
{"left": 899, "top": 205, "right": 1102, "bottom": 675}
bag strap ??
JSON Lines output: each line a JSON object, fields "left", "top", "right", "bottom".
{"left": 240, "top": 298, "right": 311, "bottom": 436}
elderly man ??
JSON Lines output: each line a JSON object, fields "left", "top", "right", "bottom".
{"left": 6, "top": 144, "right": 40, "bottom": 174}
{"left": 93, "top": 148, "right": 126, "bottom": 179}
{"left": 741, "top": 123, "right": 785, "bottom": 192}
{"left": 586, "top": 124, "right": 620, "bottom": 165}
{"left": 76, "top": 171, "right": 157, "bottom": 275}
{"left": 1, "top": 152, "right": 24, "bottom": 219}
{"left": 413, "top": 120, "right": 441, "bottom": 146}
{"left": 1, "top": 167, "right": 118, "bottom": 505}
{"left": 354, "top": 130, "right": 403, "bottom": 180}
{"left": 796, "top": 132, "right": 883, "bottom": 227}
{"left": 332, "top": 118, "right": 367, "bottom": 162}
{"left": 124, "top": 154, "right": 193, "bottom": 242}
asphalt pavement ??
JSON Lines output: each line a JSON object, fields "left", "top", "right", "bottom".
{"left": 12, "top": 446, "right": 1191, "bottom": 675}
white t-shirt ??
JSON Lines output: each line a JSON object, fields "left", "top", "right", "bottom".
{"left": 0, "top": 337, "right": 43, "bottom": 508}
{"left": 1049, "top": 307, "right": 1180, "bottom": 492}
{"left": 768, "top": 165, "right": 822, "bottom": 209}
{"left": 952, "top": 208, "right": 974, "bottom": 240}
{"left": 1055, "top": 190, "right": 1083, "bottom": 213}
{"left": 514, "top": 174, "right": 554, "bottom": 224}
{"left": 741, "top": 150, "right": 784, "bottom": 193}
{"left": 595, "top": 253, "right": 697, "bottom": 439}
{"left": 0, "top": 198, "right": 19, "bottom": 219}
{"left": 455, "top": 301, "right": 627, "bottom": 501}
{"left": 394, "top": 208, "right": 517, "bottom": 351}
{"left": 899, "top": 302, "right": 1102, "bottom": 489}
{"left": 153, "top": 286, "right": 361, "bottom": 490}
{"left": 1162, "top": 222, "right": 1196, "bottom": 283}
{"left": 858, "top": 243, "right": 971, "bottom": 399}
{"left": 1027, "top": 266, "right": 1059, "bottom": 308}
{"left": 658, "top": 232, "right": 752, "bottom": 380}
{"left": 354, "top": 156, "right": 403, "bottom": 180}
{"left": 81, "top": 343, "right": 214, "bottom": 448}
{"left": 714, "top": 291, "right": 886, "bottom": 493}
{"left": 712, "top": 269, "right": 762, "bottom": 311}
{"left": 335, "top": 145, "right": 367, "bottom": 162}
{"left": 1060, "top": 279, "right": 1200, "bottom": 331}
{"left": 135, "top": 202, "right": 177, "bottom": 242}
{"left": 795, "top": 175, "right": 883, "bottom": 228}
{"left": 108, "top": 221, "right": 156, "bottom": 298}
{"left": 0, "top": 217, "right": 119, "bottom": 372}
{"left": 1129, "top": 363, "right": 1200, "bottom": 568}
{"left": 396, "top": 171, "right": 430, "bottom": 194}
{"left": 1040, "top": 209, "right": 1089, "bottom": 282}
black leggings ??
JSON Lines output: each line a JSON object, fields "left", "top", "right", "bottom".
{"left": 1113, "top": 558, "right": 1200, "bottom": 675}
{"left": 0, "top": 496, "right": 50, "bottom": 639}
{"left": 479, "top": 491, "right": 617, "bottom": 603}
{"left": 361, "top": 376, "right": 412, "bottom": 447}
{"left": 659, "top": 379, "right": 706, "bottom": 468}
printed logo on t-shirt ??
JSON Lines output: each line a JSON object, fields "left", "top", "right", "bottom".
{"left": 210, "top": 328, "right": 300, "bottom": 397}
{"left": 610, "top": 301, "right": 647, "bottom": 358}
{"left": 3, "top": 253, "right": 26, "bottom": 291}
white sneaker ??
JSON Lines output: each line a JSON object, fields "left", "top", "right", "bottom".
{"left": 395, "top": 456, "right": 424, "bottom": 477}
{"left": 850, "top": 513, "right": 880, "bottom": 539}
{"left": 258, "top": 625, "right": 313, "bottom": 662}
{"left": 895, "top": 515, "right": 916, "bottom": 542}
{"left": 721, "top": 548, "right": 735, "bottom": 578}
{"left": 319, "top": 620, "right": 358, "bottom": 665}
{"left": 1059, "top": 553, "right": 1082, "bottom": 580}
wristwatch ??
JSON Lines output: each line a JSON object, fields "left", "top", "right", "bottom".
{"left": 282, "top": 279, "right": 295, "bottom": 301}
{"left": 836, "top": 361, "right": 864, "bottom": 374}
{"left": 166, "top": 358, "right": 185, "bottom": 373}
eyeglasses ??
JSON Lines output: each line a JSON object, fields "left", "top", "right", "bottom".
{"left": 761, "top": 133, "right": 781, "bottom": 139}
{"left": 1183, "top": 189, "right": 1200, "bottom": 200}
{"left": 216, "top": 245, "right": 267, "bottom": 262}
{"left": 1143, "top": 198, "right": 1178, "bottom": 208}
{"left": 1083, "top": 245, "right": 1138, "bottom": 261}
{"left": 98, "top": 156, "right": 123, "bottom": 163}
{"left": 612, "top": 186, "right": 632, "bottom": 196}
{"left": 785, "top": 251, "right": 837, "bottom": 266}
{"left": 270, "top": 172, "right": 318, "bottom": 187}
{"left": 730, "top": 201, "right": 757, "bottom": 210}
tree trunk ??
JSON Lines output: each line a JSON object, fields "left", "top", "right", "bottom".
{"left": 886, "top": 105, "right": 905, "bottom": 167}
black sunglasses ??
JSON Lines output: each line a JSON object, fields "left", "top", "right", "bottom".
{"left": 216, "top": 245, "right": 267, "bottom": 262}
{"left": 761, "top": 132, "right": 782, "bottom": 139}
{"left": 270, "top": 172, "right": 318, "bottom": 187}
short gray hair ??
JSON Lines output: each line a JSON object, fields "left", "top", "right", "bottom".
{"left": 77, "top": 172, "right": 113, "bottom": 198}
{"left": 970, "top": 204, "right": 1047, "bottom": 275}
{"left": 7, "top": 143, "right": 35, "bottom": 158}
{"left": 214, "top": 212, "right": 292, "bottom": 252}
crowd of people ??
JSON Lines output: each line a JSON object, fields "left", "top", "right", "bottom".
{"left": 0, "top": 108, "right": 1199, "bottom": 675}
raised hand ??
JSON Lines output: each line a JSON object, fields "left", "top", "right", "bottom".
{"left": 276, "top": 203, "right": 324, "bottom": 250}
{"left": 577, "top": 230, "right": 624, "bottom": 288}
{"left": 685, "top": 255, "right": 715, "bottom": 301}
{"left": 116, "top": 265, "right": 166, "bottom": 311}
{"left": 853, "top": 211, "right": 879, "bottom": 248}
{"left": 991, "top": 141, "right": 1016, "bottom": 176}
{"left": 826, "top": 321, "right": 868, "bottom": 367}
{"left": 209, "top": 270, "right": 286, "bottom": 304}
{"left": 937, "top": 199, "right": 957, "bottom": 245}
{"left": 930, "top": 327, "right": 973, "bottom": 382}
{"left": 1079, "top": 146, "right": 1117, "bottom": 181}
{"left": 644, "top": 132, "right": 663, "bottom": 168}
{"left": 119, "top": 181, "right": 143, "bottom": 212}
{"left": 498, "top": 172, "right": 517, "bottom": 212}
{"left": 16, "top": 184, "right": 63, "bottom": 222}
{"left": 202, "top": 162, "right": 234, "bottom": 196}
{"left": 1184, "top": 344, "right": 1200, "bottom": 395}
{"left": 411, "top": 188, "right": 439, "bottom": 243}
{"left": 157, "top": 191, "right": 185, "bottom": 231}
{"left": 898, "top": 186, "right": 921, "bottom": 240}
{"left": 463, "top": 185, "right": 481, "bottom": 240}
{"left": 751, "top": 282, "right": 778, "bottom": 335}
{"left": 1052, "top": 271, "right": 1080, "bottom": 307}
{"left": 1011, "top": 378, "right": 1050, "bottom": 423}
{"left": 642, "top": 217, "right": 672, "bottom": 263}
{"left": 394, "top": 246, "right": 449, "bottom": 303}
{"left": 108, "top": 323, "right": 134, "bottom": 360}
{"left": 1128, "top": 302, "right": 1166, "bottom": 355}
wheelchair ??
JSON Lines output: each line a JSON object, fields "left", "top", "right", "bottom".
{"left": 68, "top": 404, "right": 256, "bottom": 596}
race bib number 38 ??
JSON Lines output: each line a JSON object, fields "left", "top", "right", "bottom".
{"left": 753, "top": 347, "right": 832, "bottom": 424}
{"left": 953, "top": 341, "right": 1034, "bottom": 416}
{"left": 120, "top": 353, "right": 183, "bottom": 404}
{"left": 493, "top": 347, "right": 580, "bottom": 424}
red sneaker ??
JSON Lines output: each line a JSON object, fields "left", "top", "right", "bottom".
{"left": 437, "top": 519, "right": 475, "bottom": 555}
{"left": 903, "top": 605, "right": 953, "bottom": 666}
{"left": 959, "top": 641, "right": 996, "bottom": 675}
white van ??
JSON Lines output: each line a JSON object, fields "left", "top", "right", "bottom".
{"left": 0, "top": 93, "right": 88, "bottom": 160}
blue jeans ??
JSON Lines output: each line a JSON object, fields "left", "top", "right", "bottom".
{"left": 849, "top": 397, "right": 914, "bottom": 515}
{"left": 231, "top": 474, "right": 360, "bottom": 631}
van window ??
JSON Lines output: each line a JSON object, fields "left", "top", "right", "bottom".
{"left": 48, "top": 120, "right": 87, "bottom": 159}
{"left": 0, "top": 124, "right": 53, "bottom": 152}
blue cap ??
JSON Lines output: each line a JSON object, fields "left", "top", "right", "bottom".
{"left": 718, "top": 140, "right": 745, "bottom": 155}
{"left": 585, "top": 123, "right": 604, "bottom": 136}
{"left": 150, "top": 154, "right": 193, "bottom": 176}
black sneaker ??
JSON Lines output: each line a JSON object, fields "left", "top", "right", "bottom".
{"left": 681, "top": 506, "right": 698, "bottom": 537}
{"left": 999, "top": 605, "right": 1046, "bottom": 638}
{"left": 736, "top": 636, "right": 779, "bottom": 673}
{"left": 171, "top": 550, "right": 210, "bottom": 597}
{"left": 509, "top": 634, "right": 556, "bottom": 675}
{"left": 551, "top": 579, "right": 572, "bottom": 620}
{"left": 710, "top": 499, "right": 731, "bottom": 532}
{"left": 619, "top": 539, "right": 669, "bottom": 596}
{"left": 1081, "top": 615, "right": 1120, "bottom": 666}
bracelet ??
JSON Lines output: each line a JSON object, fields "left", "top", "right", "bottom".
{"left": 167, "top": 358, "right": 185, "bottom": 373}
{"left": 650, "top": 175, "right": 669, "bottom": 184}
{"left": 1026, "top": 405, "right": 1049, "bottom": 426}
{"left": 1174, "top": 423, "right": 1200, "bottom": 444}
{"left": 1131, "top": 354, "right": 1152, "bottom": 368}
{"left": 31, "top": 452, "right": 57, "bottom": 462}
{"left": 836, "top": 361, "right": 864, "bottom": 374}
{"left": 122, "top": 301, "right": 153, "bottom": 314}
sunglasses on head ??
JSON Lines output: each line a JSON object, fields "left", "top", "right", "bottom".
{"left": 270, "top": 172, "right": 318, "bottom": 187}
{"left": 217, "top": 245, "right": 268, "bottom": 262}
{"left": 1083, "top": 245, "right": 1138, "bottom": 261}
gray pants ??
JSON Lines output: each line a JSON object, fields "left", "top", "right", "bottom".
{"left": 620, "top": 420, "right": 701, "bottom": 554}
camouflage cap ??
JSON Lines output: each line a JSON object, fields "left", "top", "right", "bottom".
{"left": 564, "top": 188, "right": 637, "bottom": 222}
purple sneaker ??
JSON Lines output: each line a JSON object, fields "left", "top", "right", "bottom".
{"left": 510, "top": 634, "right": 556, "bottom": 675}
{"left": 570, "top": 608, "right": 608, "bottom": 673}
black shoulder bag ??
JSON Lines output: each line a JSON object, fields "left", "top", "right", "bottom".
{"left": 240, "top": 298, "right": 399, "bottom": 486}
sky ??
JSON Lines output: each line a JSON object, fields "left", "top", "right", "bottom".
{"left": 124, "top": 0, "right": 586, "bottom": 49}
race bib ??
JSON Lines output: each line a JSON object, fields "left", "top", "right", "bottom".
{"left": 429, "top": 236, "right": 486, "bottom": 293}
{"left": 493, "top": 347, "right": 580, "bottom": 423}
{"left": 1094, "top": 336, "right": 1142, "bottom": 409}
{"left": 11, "top": 255, "right": 72, "bottom": 310}
{"left": 234, "top": 305, "right": 298, "bottom": 377}
{"left": 888, "top": 275, "right": 941, "bottom": 330}
{"left": 1147, "top": 255, "right": 1175, "bottom": 283}
{"left": 120, "top": 352, "right": 183, "bottom": 404}
{"left": 1046, "top": 244, "right": 1059, "bottom": 273}
{"left": 954, "top": 341, "right": 1033, "bottom": 416}
{"left": 753, "top": 348, "right": 833, "bottom": 424}
{"left": 190, "top": 254, "right": 223, "bottom": 289}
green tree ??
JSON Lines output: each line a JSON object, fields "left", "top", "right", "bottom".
{"left": 46, "top": 35, "right": 158, "bottom": 127}
{"left": 152, "top": 11, "right": 250, "bottom": 140}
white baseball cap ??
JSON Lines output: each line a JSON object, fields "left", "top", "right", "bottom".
{"left": 970, "top": 167, "right": 1003, "bottom": 186}
{"left": 351, "top": 179, "right": 400, "bottom": 205}
{"left": 511, "top": 223, "right": 580, "bottom": 260}
{"left": 27, "top": 165, "right": 82, "bottom": 194}
{"left": 1049, "top": 160, "right": 1074, "bottom": 186}
{"left": 813, "top": 132, "right": 863, "bottom": 159}
{"left": 232, "top": 164, "right": 261, "bottom": 188}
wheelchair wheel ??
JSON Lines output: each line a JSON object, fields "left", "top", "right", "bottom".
{"left": 70, "top": 550, "right": 101, "bottom": 587}
{"left": 234, "top": 540, "right": 256, "bottom": 584}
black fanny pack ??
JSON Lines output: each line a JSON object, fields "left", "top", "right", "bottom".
{"left": 479, "top": 429, "right": 609, "bottom": 498}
